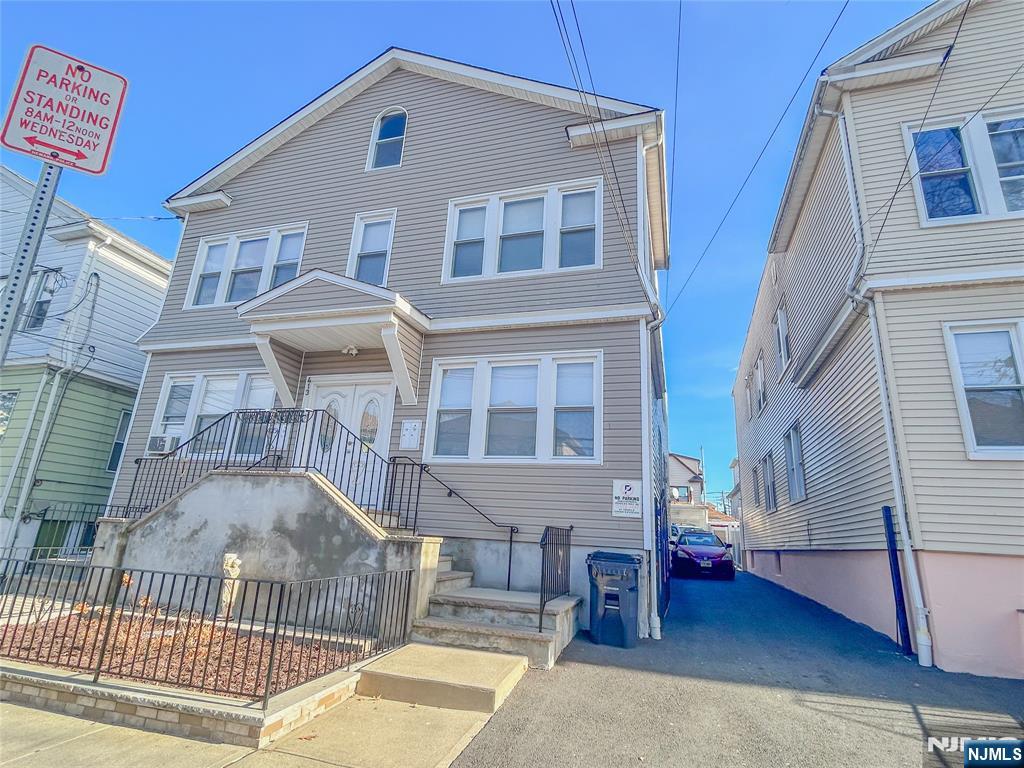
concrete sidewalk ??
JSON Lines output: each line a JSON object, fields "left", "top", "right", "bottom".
{"left": 0, "top": 695, "right": 489, "bottom": 768}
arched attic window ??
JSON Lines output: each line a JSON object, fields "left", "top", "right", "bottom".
{"left": 367, "top": 108, "right": 407, "bottom": 170}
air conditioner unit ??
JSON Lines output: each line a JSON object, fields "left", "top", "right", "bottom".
{"left": 146, "top": 434, "right": 180, "bottom": 454}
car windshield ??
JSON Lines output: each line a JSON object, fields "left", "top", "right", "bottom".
{"left": 682, "top": 533, "right": 722, "bottom": 547}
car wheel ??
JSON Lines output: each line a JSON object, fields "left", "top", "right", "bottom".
{"left": 724, "top": 569, "right": 735, "bottom": 581}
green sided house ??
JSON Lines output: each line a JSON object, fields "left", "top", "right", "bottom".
{"left": 0, "top": 165, "right": 171, "bottom": 556}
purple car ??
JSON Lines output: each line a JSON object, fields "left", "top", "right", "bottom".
{"left": 671, "top": 529, "right": 735, "bottom": 580}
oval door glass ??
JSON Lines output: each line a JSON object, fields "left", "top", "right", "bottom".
{"left": 359, "top": 399, "right": 380, "bottom": 445}
{"left": 320, "top": 400, "right": 341, "bottom": 452}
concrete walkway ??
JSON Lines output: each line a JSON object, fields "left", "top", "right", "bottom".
{"left": 0, "top": 695, "right": 489, "bottom": 768}
{"left": 453, "top": 572, "right": 1024, "bottom": 768}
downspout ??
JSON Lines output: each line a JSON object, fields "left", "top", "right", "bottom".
{"left": 822, "top": 99, "right": 933, "bottom": 667}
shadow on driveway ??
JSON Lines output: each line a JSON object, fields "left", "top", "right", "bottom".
{"left": 453, "top": 572, "right": 1023, "bottom": 768}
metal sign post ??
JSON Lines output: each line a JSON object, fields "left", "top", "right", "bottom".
{"left": 0, "top": 45, "right": 127, "bottom": 367}
{"left": 0, "top": 163, "right": 62, "bottom": 366}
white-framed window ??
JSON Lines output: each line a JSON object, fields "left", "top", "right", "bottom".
{"left": 185, "top": 223, "right": 307, "bottom": 308}
{"left": 21, "top": 270, "right": 60, "bottom": 330}
{"left": 904, "top": 108, "right": 1024, "bottom": 225}
{"left": 423, "top": 351, "right": 603, "bottom": 464}
{"left": 943, "top": 320, "right": 1024, "bottom": 460}
{"left": 783, "top": 422, "right": 806, "bottom": 503}
{"left": 0, "top": 390, "right": 17, "bottom": 441}
{"left": 106, "top": 410, "right": 132, "bottom": 472}
{"left": 149, "top": 371, "right": 275, "bottom": 454}
{"left": 761, "top": 453, "right": 776, "bottom": 512}
{"left": 366, "top": 107, "right": 407, "bottom": 170}
{"left": 346, "top": 210, "right": 396, "bottom": 286}
{"left": 441, "top": 178, "right": 603, "bottom": 283}
{"left": 754, "top": 354, "right": 765, "bottom": 412}
{"left": 775, "top": 302, "right": 791, "bottom": 374}
{"left": 751, "top": 463, "right": 761, "bottom": 507}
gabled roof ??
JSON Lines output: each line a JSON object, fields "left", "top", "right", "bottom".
{"left": 167, "top": 47, "right": 654, "bottom": 206}
{"left": 768, "top": 0, "right": 979, "bottom": 254}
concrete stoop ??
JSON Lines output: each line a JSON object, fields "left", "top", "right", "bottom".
{"left": 356, "top": 643, "right": 527, "bottom": 713}
{"left": 411, "top": 582, "right": 581, "bottom": 669}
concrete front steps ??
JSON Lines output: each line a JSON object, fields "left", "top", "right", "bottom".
{"left": 357, "top": 642, "right": 527, "bottom": 713}
{"left": 412, "top": 558, "right": 582, "bottom": 669}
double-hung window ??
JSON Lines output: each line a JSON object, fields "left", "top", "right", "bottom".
{"left": 348, "top": 211, "right": 396, "bottom": 286}
{"left": 367, "top": 108, "right": 407, "bottom": 170}
{"left": 499, "top": 198, "right": 545, "bottom": 273}
{"left": 106, "top": 410, "right": 132, "bottom": 472}
{"left": 452, "top": 207, "right": 486, "bottom": 278}
{"left": 553, "top": 362, "right": 595, "bottom": 457}
{"left": 425, "top": 352, "right": 602, "bottom": 463}
{"left": 783, "top": 423, "right": 806, "bottom": 503}
{"left": 751, "top": 464, "right": 761, "bottom": 507}
{"left": 443, "top": 178, "right": 602, "bottom": 281}
{"left": 188, "top": 224, "right": 307, "bottom": 307}
{"left": 434, "top": 368, "right": 474, "bottom": 456}
{"left": 987, "top": 117, "right": 1024, "bottom": 211}
{"left": 754, "top": 354, "right": 765, "bottom": 412}
{"left": 149, "top": 372, "right": 275, "bottom": 455}
{"left": 911, "top": 126, "right": 979, "bottom": 219}
{"left": 945, "top": 322, "right": 1024, "bottom": 458}
{"left": 0, "top": 391, "right": 18, "bottom": 441}
{"left": 761, "top": 453, "right": 776, "bottom": 512}
{"left": 907, "top": 110, "right": 1024, "bottom": 224}
{"left": 775, "top": 303, "right": 791, "bottom": 373}
{"left": 486, "top": 364, "right": 538, "bottom": 456}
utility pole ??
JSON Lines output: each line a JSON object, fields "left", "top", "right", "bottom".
{"left": 0, "top": 164, "right": 62, "bottom": 367}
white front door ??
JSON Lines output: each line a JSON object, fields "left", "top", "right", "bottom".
{"left": 305, "top": 376, "right": 396, "bottom": 507}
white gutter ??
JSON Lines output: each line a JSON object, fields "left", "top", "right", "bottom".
{"left": 826, "top": 98, "right": 933, "bottom": 667}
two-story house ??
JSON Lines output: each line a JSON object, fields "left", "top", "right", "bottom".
{"left": 0, "top": 165, "right": 170, "bottom": 555}
{"left": 733, "top": 0, "right": 1023, "bottom": 679}
{"left": 106, "top": 49, "right": 671, "bottom": 644}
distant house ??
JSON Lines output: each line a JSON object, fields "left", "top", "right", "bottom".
{"left": 668, "top": 453, "right": 703, "bottom": 504}
{"left": 0, "top": 165, "right": 170, "bottom": 554}
{"left": 732, "top": 0, "right": 1023, "bottom": 679}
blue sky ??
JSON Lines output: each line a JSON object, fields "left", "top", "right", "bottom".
{"left": 1, "top": 0, "right": 927, "bottom": 494}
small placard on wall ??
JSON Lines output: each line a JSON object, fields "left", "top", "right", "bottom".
{"left": 400, "top": 419, "right": 422, "bottom": 450}
{"left": 612, "top": 479, "right": 642, "bottom": 518}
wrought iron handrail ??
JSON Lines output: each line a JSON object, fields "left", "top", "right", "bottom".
{"left": 412, "top": 461, "right": 520, "bottom": 590}
{"left": 127, "top": 409, "right": 423, "bottom": 531}
{"left": 538, "top": 525, "right": 572, "bottom": 631}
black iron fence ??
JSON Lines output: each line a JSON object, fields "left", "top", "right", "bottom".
{"left": 538, "top": 525, "right": 572, "bottom": 631}
{"left": 0, "top": 503, "right": 150, "bottom": 563}
{"left": 128, "top": 409, "right": 424, "bottom": 531}
{"left": 0, "top": 556, "right": 412, "bottom": 707}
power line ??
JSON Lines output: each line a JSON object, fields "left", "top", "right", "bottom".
{"left": 548, "top": 0, "right": 659, "bottom": 318}
{"left": 667, "top": 0, "right": 683, "bottom": 301}
{"left": 662, "top": 0, "right": 850, "bottom": 320}
{"left": 863, "top": 0, "right": 970, "bottom": 264}
{"left": 0, "top": 209, "right": 176, "bottom": 226}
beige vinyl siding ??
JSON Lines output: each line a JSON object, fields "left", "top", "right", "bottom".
{"left": 108, "top": 346, "right": 269, "bottom": 505}
{"left": 849, "top": 0, "right": 1024, "bottom": 277}
{"left": 781, "top": 123, "right": 859, "bottom": 367}
{"left": 737, "top": 318, "right": 894, "bottom": 551}
{"left": 144, "top": 67, "right": 644, "bottom": 345}
{"left": 299, "top": 349, "right": 391, "bottom": 382}
{"left": 876, "top": 282, "right": 1024, "bottom": 555}
{"left": 392, "top": 321, "right": 643, "bottom": 549}
{"left": 734, "top": 120, "right": 892, "bottom": 551}
{"left": 240, "top": 279, "right": 393, "bottom": 318}
{"left": 269, "top": 339, "right": 304, "bottom": 402}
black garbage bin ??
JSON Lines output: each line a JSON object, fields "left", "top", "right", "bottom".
{"left": 587, "top": 551, "right": 642, "bottom": 648}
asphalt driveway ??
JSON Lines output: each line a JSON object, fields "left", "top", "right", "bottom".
{"left": 454, "top": 572, "right": 1024, "bottom": 768}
